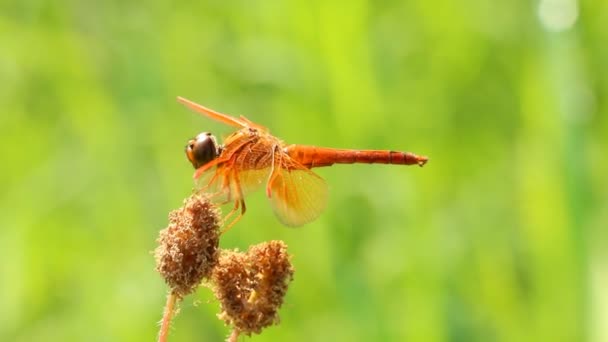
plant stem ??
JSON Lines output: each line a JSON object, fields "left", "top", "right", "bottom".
{"left": 227, "top": 329, "right": 240, "bottom": 342}
{"left": 158, "top": 292, "right": 178, "bottom": 342}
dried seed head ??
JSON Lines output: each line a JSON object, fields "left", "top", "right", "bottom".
{"left": 210, "top": 240, "right": 294, "bottom": 336}
{"left": 155, "top": 193, "right": 221, "bottom": 298}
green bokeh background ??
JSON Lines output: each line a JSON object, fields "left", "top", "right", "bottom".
{"left": 1, "top": 1, "right": 606, "bottom": 341}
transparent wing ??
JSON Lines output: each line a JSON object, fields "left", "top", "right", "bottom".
{"left": 236, "top": 168, "right": 270, "bottom": 196}
{"left": 268, "top": 157, "right": 328, "bottom": 227}
{"left": 194, "top": 165, "right": 231, "bottom": 203}
{"left": 178, "top": 97, "right": 247, "bottom": 128}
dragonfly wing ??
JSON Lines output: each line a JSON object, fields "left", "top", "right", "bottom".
{"left": 177, "top": 97, "right": 247, "bottom": 128}
{"left": 194, "top": 165, "right": 231, "bottom": 203}
{"left": 268, "top": 158, "right": 328, "bottom": 227}
{"left": 195, "top": 157, "right": 272, "bottom": 207}
{"left": 230, "top": 138, "right": 275, "bottom": 196}
{"left": 236, "top": 168, "right": 271, "bottom": 196}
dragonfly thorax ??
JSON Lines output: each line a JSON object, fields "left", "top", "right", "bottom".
{"left": 186, "top": 132, "right": 219, "bottom": 169}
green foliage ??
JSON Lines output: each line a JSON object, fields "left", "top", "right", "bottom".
{"left": 1, "top": 0, "right": 606, "bottom": 341}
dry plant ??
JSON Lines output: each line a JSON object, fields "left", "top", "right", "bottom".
{"left": 154, "top": 194, "right": 294, "bottom": 341}
{"left": 211, "top": 241, "right": 294, "bottom": 339}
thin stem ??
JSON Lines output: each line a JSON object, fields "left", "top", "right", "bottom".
{"left": 227, "top": 329, "right": 240, "bottom": 342}
{"left": 158, "top": 292, "right": 178, "bottom": 342}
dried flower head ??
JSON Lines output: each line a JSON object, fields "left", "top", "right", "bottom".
{"left": 211, "top": 240, "right": 294, "bottom": 336}
{"left": 155, "top": 193, "right": 221, "bottom": 297}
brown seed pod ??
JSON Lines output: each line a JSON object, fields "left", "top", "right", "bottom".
{"left": 155, "top": 193, "right": 221, "bottom": 298}
{"left": 210, "top": 240, "right": 294, "bottom": 336}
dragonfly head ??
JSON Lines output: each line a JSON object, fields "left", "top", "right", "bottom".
{"left": 186, "top": 132, "right": 220, "bottom": 169}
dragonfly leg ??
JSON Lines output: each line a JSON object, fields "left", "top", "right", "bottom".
{"left": 195, "top": 186, "right": 230, "bottom": 210}
{"left": 265, "top": 145, "right": 282, "bottom": 198}
{"left": 202, "top": 172, "right": 232, "bottom": 205}
{"left": 206, "top": 189, "right": 231, "bottom": 206}
{"left": 221, "top": 198, "right": 246, "bottom": 234}
{"left": 220, "top": 171, "right": 246, "bottom": 234}
{"left": 197, "top": 171, "right": 220, "bottom": 193}
{"left": 220, "top": 199, "right": 239, "bottom": 228}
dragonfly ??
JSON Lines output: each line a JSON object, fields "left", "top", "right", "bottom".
{"left": 179, "top": 96, "right": 428, "bottom": 230}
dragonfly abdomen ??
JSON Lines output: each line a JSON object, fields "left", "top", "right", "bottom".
{"left": 285, "top": 145, "right": 428, "bottom": 168}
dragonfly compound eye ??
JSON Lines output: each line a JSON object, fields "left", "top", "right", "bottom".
{"left": 186, "top": 132, "right": 219, "bottom": 169}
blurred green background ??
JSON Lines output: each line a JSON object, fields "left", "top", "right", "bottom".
{"left": 1, "top": 0, "right": 606, "bottom": 341}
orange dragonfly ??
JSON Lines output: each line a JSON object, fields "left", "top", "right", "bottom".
{"left": 179, "top": 96, "right": 428, "bottom": 229}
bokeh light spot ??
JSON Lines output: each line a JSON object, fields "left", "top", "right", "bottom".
{"left": 538, "top": 0, "right": 579, "bottom": 32}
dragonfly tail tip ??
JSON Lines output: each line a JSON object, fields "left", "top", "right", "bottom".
{"left": 417, "top": 156, "right": 429, "bottom": 167}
